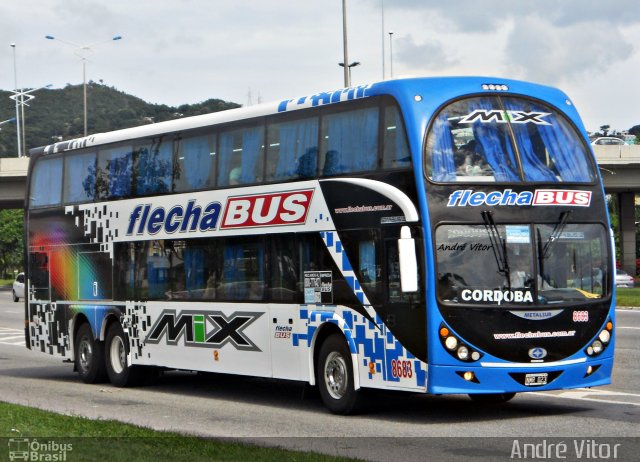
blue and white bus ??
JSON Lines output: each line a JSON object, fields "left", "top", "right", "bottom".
{"left": 25, "top": 77, "right": 614, "bottom": 414}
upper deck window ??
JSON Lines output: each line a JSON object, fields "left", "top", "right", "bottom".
{"left": 425, "top": 96, "right": 594, "bottom": 183}
{"left": 30, "top": 157, "right": 62, "bottom": 207}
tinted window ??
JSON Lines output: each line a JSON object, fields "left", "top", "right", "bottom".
{"left": 382, "top": 104, "right": 411, "bottom": 168}
{"left": 218, "top": 125, "right": 264, "bottom": 187}
{"left": 30, "top": 157, "right": 62, "bottom": 207}
{"left": 135, "top": 137, "right": 173, "bottom": 195}
{"left": 426, "top": 96, "right": 594, "bottom": 183}
{"left": 320, "top": 106, "right": 379, "bottom": 175}
{"left": 175, "top": 133, "right": 216, "bottom": 192}
{"left": 96, "top": 145, "right": 133, "bottom": 199}
{"left": 266, "top": 116, "right": 318, "bottom": 181}
{"left": 64, "top": 152, "right": 96, "bottom": 203}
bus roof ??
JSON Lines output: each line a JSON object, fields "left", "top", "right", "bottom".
{"left": 31, "top": 76, "right": 573, "bottom": 157}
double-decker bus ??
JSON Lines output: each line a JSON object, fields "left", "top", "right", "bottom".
{"left": 24, "top": 77, "right": 614, "bottom": 414}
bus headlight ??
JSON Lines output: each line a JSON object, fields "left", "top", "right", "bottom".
{"left": 439, "top": 324, "right": 482, "bottom": 363}
{"left": 585, "top": 319, "right": 613, "bottom": 357}
{"left": 445, "top": 336, "right": 458, "bottom": 350}
{"left": 457, "top": 346, "right": 469, "bottom": 361}
{"left": 591, "top": 340, "right": 603, "bottom": 355}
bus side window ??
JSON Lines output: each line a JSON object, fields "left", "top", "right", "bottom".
{"left": 339, "top": 230, "right": 382, "bottom": 305}
{"left": 63, "top": 151, "right": 96, "bottom": 203}
{"left": 96, "top": 145, "right": 133, "bottom": 199}
{"left": 174, "top": 133, "right": 216, "bottom": 192}
{"left": 30, "top": 157, "right": 62, "bottom": 207}
{"left": 266, "top": 117, "right": 319, "bottom": 181}
{"left": 135, "top": 137, "right": 173, "bottom": 195}
{"left": 298, "top": 234, "right": 361, "bottom": 306}
{"left": 220, "top": 238, "right": 265, "bottom": 301}
{"left": 218, "top": 125, "right": 264, "bottom": 187}
{"left": 320, "top": 107, "right": 378, "bottom": 176}
{"left": 382, "top": 104, "right": 411, "bottom": 169}
{"left": 270, "top": 234, "right": 300, "bottom": 302}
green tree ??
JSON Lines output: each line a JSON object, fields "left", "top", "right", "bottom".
{"left": 0, "top": 209, "right": 24, "bottom": 278}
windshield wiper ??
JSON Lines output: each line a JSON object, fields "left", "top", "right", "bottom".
{"left": 541, "top": 211, "right": 571, "bottom": 259}
{"left": 481, "top": 210, "right": 509, "bottom": 278}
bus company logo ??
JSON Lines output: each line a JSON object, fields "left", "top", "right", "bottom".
{"left": 528, "top": 347, "right": 548, "bottom": 360}
{"left": 459, "top": 109, "right": 552, "bottom": 126}
{"left": 127, "top": 200, "right": 221, "bottom": 236}
{"left": 146, "top": 310, "right": 264, "bottom": 351}
{"left": 447, "top": 189, "right": 592, "bottom": 207}
{"left": 221, "top": 189, "right": 314, "bottom": 229}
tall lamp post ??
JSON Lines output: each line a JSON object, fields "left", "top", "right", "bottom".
{"left": 388, "top": 31, "right": 394, "bottom": 79}
{"left": 9, "top": 43, "right": 22, "bottom": 157}
{"left": 9, "top": 84, "right": 53, "bottom": 156}
{"left": 45, "top": 34, "right": 122, "bottom": 136}
{"left": 338, "top": 62, "right": 361, "bottom": 86}
{"left": 341, "top": 0, "right": 351, "bottom": 87}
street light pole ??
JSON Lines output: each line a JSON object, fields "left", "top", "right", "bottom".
{"left": 10, "top": 43, "right": 22, "bottom": 157}
{"left": 45, "top": 34, "right": 122, "bottom": 137}
{"left": 339, "top": 62, "right": 361, "bottom": 86}
{"left": 388, "top": 31, "right": 394, "bottom": 79}
{"left": 9, "top": 84, "right": 53, "bottom": 157}
{"left": 381, "top": 0, "right": 386, "bottom": 80}
{"left": 341, "top": 0, "right": 350, "bottom": 87}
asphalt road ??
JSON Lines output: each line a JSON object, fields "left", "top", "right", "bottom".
{"left": 1, "top": 292, "right": 638, "bottom": 461}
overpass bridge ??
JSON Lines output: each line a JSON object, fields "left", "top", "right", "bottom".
{"left": 1, "top": 146, "right": 639, "bottom": 274}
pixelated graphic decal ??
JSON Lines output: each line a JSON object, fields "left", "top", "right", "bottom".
{"left": 69, "top": 204, "right": 120, "bottom": 257}
{"left": 29, "top": 303, "right": 70, "bottom": 357}
{"left": 296, "top": 306, "right": 427, "bottom": 388}
{"left": 320, "top": 231, "right": 371, "bottom": 307}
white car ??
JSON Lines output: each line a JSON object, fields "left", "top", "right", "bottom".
{"left": 12, "top": 272, "right": 25, "bottom": 302}
{"left": 591, "top": 137, "right": 624, "bottom": 146}
{"left": 615, "top": 269, "right": 635, "bottom": 288}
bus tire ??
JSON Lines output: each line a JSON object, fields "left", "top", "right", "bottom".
{"left": 469, "top": 392, "right": 516, "bottom": 404}
{"left": 12, "top": 290, "right": 19, "bottom": 302}
{"left": 317, "top": 333, "right": 363, "bottom": 415}
{"left": 105, "top": 322, "right": 145, "bottom": 387}
{"left": 74, "top": 323, "right": 107, "bottom": 384}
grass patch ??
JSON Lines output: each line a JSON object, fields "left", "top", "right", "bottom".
{"left": 616, "top": 287, "right": 640, "bottom": 307}
{"left": 1, "top": 401, "right": 356, "bottom": 462}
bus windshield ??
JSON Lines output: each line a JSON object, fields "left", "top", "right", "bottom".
{"left": 426, "top": 96, "right": 594, "bottom": 183}
{"left": 435, "top": 223, "right": 610, "bottom": 306}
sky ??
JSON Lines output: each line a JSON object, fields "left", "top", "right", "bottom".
{"left": 1, "top": 0, "right": 639, "bottom": 132}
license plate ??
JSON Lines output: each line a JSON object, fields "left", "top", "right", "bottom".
{"left": 525, "top": 373, "right": 548, "bottom": 386}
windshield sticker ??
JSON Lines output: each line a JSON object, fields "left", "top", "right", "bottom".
{"left": 447, "top": 189, "right": 592, "bottom": 207}
{"left": 506, "top": 225, "right": 530, "bottom": 244}
{"left": 459, "top": 109, "right": 552, "bottom": 126}
{"left": 460, "top": 288, "right": 533, "bottom": 305}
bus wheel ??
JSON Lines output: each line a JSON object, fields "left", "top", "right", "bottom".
{"left": 12, "top": 290, "right": 19, "bottom": 302}
{"left": 105, "top": 322, "right": 144, "bottom": 387}
{"left": 74, "top": 323, "right": 107, "bottom": 384}
{"left": 317, "top": 333, "right": 362, "bottom": 415}
{"left": 469, "top": 392, "right": 516, "bottom": 404}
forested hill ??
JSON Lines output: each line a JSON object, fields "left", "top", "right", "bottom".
{"left": 0, "top": 82, "right": 240, "bottom": 157}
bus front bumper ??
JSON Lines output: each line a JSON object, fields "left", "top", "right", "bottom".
{"left": 426, "top": 358, "right": 613, "bottom": 395}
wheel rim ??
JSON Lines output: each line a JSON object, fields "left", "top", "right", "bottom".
{"left": 109, "top": 335, "right": 126, "bottom": 374}
{"left": 78, "top": 337, "right": 92, "bottom": 373}
{"left": 324, "top": 351, "right": 349, "bottom": 400}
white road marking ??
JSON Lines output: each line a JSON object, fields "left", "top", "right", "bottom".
{"left": 540, "top": 387, "right": 640, "bottom": 407}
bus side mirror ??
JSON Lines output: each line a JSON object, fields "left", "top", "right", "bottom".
{"left": 398, "top": 226, "right": 419, "bottom": 293}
